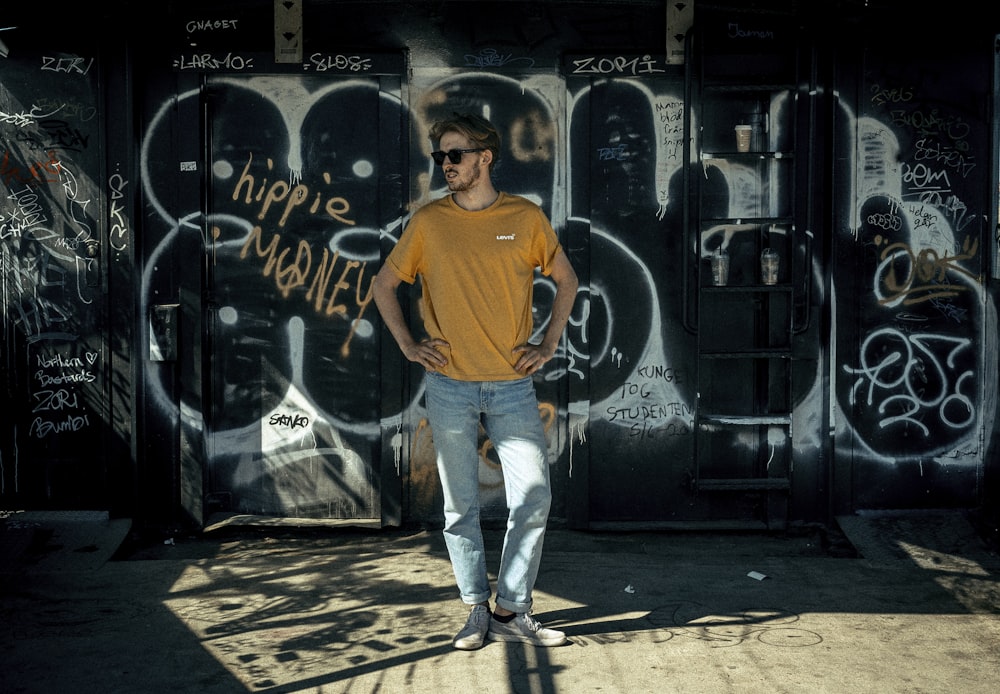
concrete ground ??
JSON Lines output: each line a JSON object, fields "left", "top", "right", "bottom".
{"left": 1, "top": 509, "right": 999, "bottom": 694}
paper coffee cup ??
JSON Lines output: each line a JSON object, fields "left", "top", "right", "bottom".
{"left": 735, "top": 125, "right": 752, "bottom": 152}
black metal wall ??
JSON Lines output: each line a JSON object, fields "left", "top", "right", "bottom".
{"left": 0, "top": 28, "right": 120, "bottom": 508}
{"left": 831, "top": 23, "right": 993, "bottom": 513}
{"left": 1, "top": 1, "right": 996, "bottom": 534}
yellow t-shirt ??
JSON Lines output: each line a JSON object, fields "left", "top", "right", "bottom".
{"left": 385, "top": 192, "right": 563, "bottom": 381}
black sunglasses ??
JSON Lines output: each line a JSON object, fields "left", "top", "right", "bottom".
{"left": 431, "top": 148, "right": 484, "bottom": 165}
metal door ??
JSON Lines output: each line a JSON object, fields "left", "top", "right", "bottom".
{"left": 201, "top": 74, "right": 402, "bottom": 521}
{"left": 564, "top": 63, "right": 699, "bottom": 526}
{"left": 1, "top": 47, "right": 111, "bottom": 509}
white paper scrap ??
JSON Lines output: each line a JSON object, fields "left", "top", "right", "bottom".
{"left": 624, "top": 584, "right": 635, "bottom": 593}
{"left": 747, "top": 571, "right": 768, "bottom": 581}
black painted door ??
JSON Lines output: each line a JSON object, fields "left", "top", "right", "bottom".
{"left": 1, "top": 48, "right": 111, "bottom": 509}
{"left": 201, "top": 74, "right": 397, "bottom": 520}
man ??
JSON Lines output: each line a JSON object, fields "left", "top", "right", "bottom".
{"left": 373, "top": 112, "right": 578, "bottom": 650}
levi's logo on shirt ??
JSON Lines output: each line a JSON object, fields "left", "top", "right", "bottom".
{"left": 496, "top": 233, "right": 516, "bottom": 240}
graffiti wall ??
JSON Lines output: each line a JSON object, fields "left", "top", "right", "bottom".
{"left": 137, "top": 58, "right": 406, "bottom": 522}
{"left": 833, "top": 36, "right": 992, "bottom": 509}
{"left": 0, "top": 42, "right": 115, "bottom": 507}
{"left": 1, "top": 1, "right": 996, "bottom": 529}
{"left": 564, "top": 67, "right": 700, "bottom": 522}
{"left": 133, "top": 1, "right": 703, "bottom": 528}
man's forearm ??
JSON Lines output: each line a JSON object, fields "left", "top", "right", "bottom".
{"left": 540, "top": 278, "right": 578, "bottom": 355}
{"left": 373, "top": 274, "right": 417, "bottom": 352}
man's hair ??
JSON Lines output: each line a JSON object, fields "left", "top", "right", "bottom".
{"left": 429, "top": 112, "right": 501, "bottom": 172}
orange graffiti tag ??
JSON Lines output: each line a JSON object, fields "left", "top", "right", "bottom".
{"left": 877, "top": 235, "right": 979, "bottom": 305}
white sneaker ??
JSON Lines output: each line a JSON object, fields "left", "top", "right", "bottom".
{"left": 488, "top": 612, "right": 567, "bottom": 647}
{"left": 453, "top": 604, "right": 491, "bottom": 650}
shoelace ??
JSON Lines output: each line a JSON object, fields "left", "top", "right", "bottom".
{"left": 469, "top": 606, "right": 490, "bottom": 626}
{"left": 520, "top": 613, "right": 542, "bottom": 632}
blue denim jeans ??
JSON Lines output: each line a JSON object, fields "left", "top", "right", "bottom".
{"left": 423, "top": 371, "right": 552, "bottom": 613}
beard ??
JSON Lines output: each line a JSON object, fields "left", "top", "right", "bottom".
{"left": 446, "top": 161, "right": 482, "bottom": 192}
